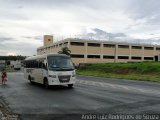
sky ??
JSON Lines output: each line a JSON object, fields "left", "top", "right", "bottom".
{"left": 0, "top": 0, "right": 160, "bottom": 56}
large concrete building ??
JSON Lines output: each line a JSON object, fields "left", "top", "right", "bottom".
{"left": 37, "top": 35, "right": 160, "bottom": 64}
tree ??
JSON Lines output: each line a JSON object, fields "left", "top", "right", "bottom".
{"left": 0, "top": 55, "right": 26, "bottom": 61}
{"left": 58, "top": 47, "right": 71, "bottom": 56}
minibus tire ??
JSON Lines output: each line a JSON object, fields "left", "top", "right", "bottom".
{"left": 28, "top": 76, "right": 33, "bottom": 84}
{"left": 44, "top": 79, "right": 49, "bottom": 89}
{"left": 68, "top": 84, "right": 73, "bottom": 88}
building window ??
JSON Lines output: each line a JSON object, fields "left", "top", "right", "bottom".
{"left": 63, "top": 42, "right": 68, "bottom": 46}
{"left": 118, "top": 45, "right": 129, "bottom": 48}
{"left": 144, "top": 57, "right": 153, "bottom": 60}
{"left": 132, "top": 46, "right": 142, "bottom": 49}
{"left": 59, "top": 43, "right": 62, "bottom": 47}
{"left": 131, "top": 56, "right": 141, "bottom": 60}
{"left": 48, "top": 39, "right": 51, "bottom": 41}
{"left": 103, "top": 44, "right": 115, "bottom": 48}
{"left": 70, "top": 42, "right": 84, "bottom": 46}
{"left": 103, "top": 55, "right": 115, "bottom": 59}
{"left": 156, "top": 47, "right": 160, "bottom": 50}
{"left": 118, "top": 56, "right": 129, "bottom": 59}
{"left": 87, "top": 55, "right": 100, "bottom": 59}
{"left": 144, "top": 47, "right": 154, "bottom": 50}
{"left": 88, "top": 43, "right": 100, "bottom": 47}
{"left": 25, "top": 60, "right": 39, "bottom": 68}
{"left": 71, "top": 54, "right": 84, "bottom": 58}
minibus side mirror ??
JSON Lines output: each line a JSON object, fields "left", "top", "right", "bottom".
{"left": 73, "top": 63, "right": 77, "bottom": 69}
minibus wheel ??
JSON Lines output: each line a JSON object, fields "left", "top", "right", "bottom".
{"left": 68, "top": 84, "right": 73, "bottom": 88}
{"left": 28, "top": 76, "right": 33, "bottom": 84}
{"left": 44, "top": 79, "right": 49, "bottom": 89}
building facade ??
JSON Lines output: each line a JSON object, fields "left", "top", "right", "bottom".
{"left": 37, "top": 35, "right": 160, "bottom": 64}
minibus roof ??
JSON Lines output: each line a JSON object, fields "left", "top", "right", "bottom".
{"left": 25, "top": 53, "right": 69, "bottom": 61}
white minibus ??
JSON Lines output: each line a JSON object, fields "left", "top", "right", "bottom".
{"left": 24, "top": 54, "right": 76, "bottom": 88}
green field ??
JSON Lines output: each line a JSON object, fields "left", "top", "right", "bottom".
{"left": 77, "top": 62, "right": 160, "bottom": 82}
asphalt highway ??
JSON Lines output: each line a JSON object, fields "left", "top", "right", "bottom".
{"left": 0, "top": 72, "right": 160, "bottom": 120}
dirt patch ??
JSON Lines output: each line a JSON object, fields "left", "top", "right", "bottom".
{"left": 0, "top": 96, "right": 19, "bottom": 120}
{"left": 112, "top": 68, "right": 130, "bottom": 74}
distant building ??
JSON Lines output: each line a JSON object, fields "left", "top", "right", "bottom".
{"left": 37, "top": 35, "right": 160, "bottom": 64}
{"left": 10, "top": 60, "right": 21, "bottom": 70}
{"left": 0, "top": 60, "right": 6, "bottom": 70}
{"left": 0, "top": 60, "right": 5, "bottom": 64}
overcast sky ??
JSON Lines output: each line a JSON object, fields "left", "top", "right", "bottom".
{"left": 0, "top": 0, "right": 160, "bottom": 56}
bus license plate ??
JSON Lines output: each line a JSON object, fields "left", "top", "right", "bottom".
{"left": 62, "top": 78, "right": 68, "bottom": 81}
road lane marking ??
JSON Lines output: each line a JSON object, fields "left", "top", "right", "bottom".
{"left": 76, "top": 79, "right": 160, "bottom": 95}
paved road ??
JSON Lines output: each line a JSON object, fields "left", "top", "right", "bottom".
{"left": 0, "top": 72, "right": 160, "bottom": 120}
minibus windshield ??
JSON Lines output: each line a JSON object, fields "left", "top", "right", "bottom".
{"left": 47, "top": 56, "right": 74, "bottom": 71}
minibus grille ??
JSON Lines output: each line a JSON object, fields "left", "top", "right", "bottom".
{"left": 58, "top": 75, "right": 70, "bottom": 83}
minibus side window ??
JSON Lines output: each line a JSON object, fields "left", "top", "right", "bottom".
{"left": 41, "top": 63, "right": 47, "bottom": 70}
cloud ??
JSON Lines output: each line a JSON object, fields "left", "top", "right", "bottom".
{"left": 124, "top": 0, "right": 160, "bottom": 32}
{"left": 0, "top": 39, "right": 40, "bottom": 56}
{"left": 126, "top": 0, "right": 160, "bottom": 20}
{"left": 77, "top": 28, "right": 160, "bottom": 45}
{"left": 21, "top": 35, "right": 43, "bottom": 41}
{"left": 0, "top": 37, "right": 15, "bottom": 42}
{"left": 79, "top": 28, "right": 127, "bottom": 40}
{"left": 21, "top": 36, "right": 32, "bottom": 39}
{"left": 0, "top": 32, "right": 42, "bottom": 56}
{"left": 0, "top": 0, "right": 160, "bottom": 55}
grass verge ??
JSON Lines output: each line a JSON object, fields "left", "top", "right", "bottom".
{"left": 77, "top": 62, "right": 160, "bottom": 83}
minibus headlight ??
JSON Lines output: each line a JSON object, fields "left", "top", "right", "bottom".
{"left": 72, "top": 72, "right": 76, "bottom": 77}
{"left": 49, "top": 75, "right": 56, "bottom": 78}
